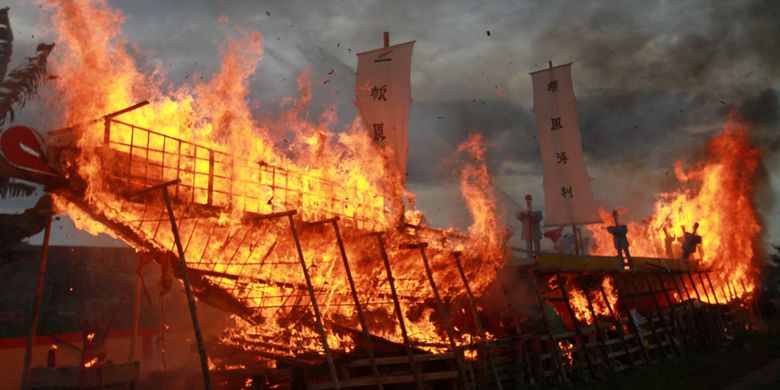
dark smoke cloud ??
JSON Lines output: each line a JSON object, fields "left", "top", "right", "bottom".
{"left": 2, "top": 0, "right": 778, "bottom": 246}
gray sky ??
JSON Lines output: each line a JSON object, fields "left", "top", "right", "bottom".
{"left": 1, "top": 0, "right": 778, "bottom": 251}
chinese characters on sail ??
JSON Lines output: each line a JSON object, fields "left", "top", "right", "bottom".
{"left": 530, "top": 63, "right": 601, "bottom": 226}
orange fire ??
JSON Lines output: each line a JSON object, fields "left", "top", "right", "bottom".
{"left": 557, "top": 340, "right": 575, "bottom": 366}
{"left": 40, "top": 0, "right": 505, "bottom": 361}
{"left": 588, "top": 112, "right": 762, "bottom": 303}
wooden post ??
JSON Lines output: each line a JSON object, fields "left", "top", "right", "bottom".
{"left": 596, "top": 275, "right": 635, "bottom": 368}
{"left": 161, "top": 186, "right": 212, "bottom": 390}
{"left": 670, "top": 273, "right": 705, "bottom": 348}
{"left": 329, "top": 220, "right": 383, "bottom": 389}
{"left": 611, "top": 274, "right": 650, "bottom": 363}
{"left": 577, "top": 275, "right": 614, "bottom": 373}
{"left": 287, "top": 214, "right": 340, "bottom": 390}
{"left": 690, "top": 272, "right": 720, "bottom": 343}
{"left": 526, "top": 268, "right": 567, "bottom": 384}
{"left": 655, "top": 274, "right": 688, "bottom": 353}
{"left": 375, "top": 235, "right": 424, "bottom": 390}
{"left": 128, "top": 264, "right": 143, "bottom": 361}
{"left": 495, "top": 269, "right": 536, "bottom": 388}
{"left": 453, "top": 253, "right": 504, "bottom": 390}
{"left": 409, "top": 243, "right": 469, "bottom": 389}
{"left": 21, "top": 214, "right": 53, "bottom": 390}
{"left": 572, "top": 225, "right": 581, "bottom": 256}
{"left": 741, "top": 279, "right": 763, "bottom": 326}
{"left": 640, "top": 273, "right": 678, "bottom": 357}
{"left": 557, "top": 275, "right": 598, "bottom": 378}
{"left": 703, "top": 272, "right": 729, "bottom": 337}
{"left": 625, "top": 275, "right": 666, "bottom": 360}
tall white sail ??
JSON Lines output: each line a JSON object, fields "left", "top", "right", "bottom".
{"left": 530, "top": 63, "right": 601, "bottom": 226}
{"left": 355, "top": 41, "right": 415, "bottom": 181}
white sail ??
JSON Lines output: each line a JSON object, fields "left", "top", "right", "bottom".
{"left": 355, "top": 41, "right": 415, "bottom": 181}
{"left": 530, "top": 63, "right": 601, "bottom": 226}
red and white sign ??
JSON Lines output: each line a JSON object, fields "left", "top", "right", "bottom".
{"left": 0, "top": 125, "right": 57, "bottom": 176}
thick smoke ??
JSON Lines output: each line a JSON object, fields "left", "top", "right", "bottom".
{"left": 4, "top": 0, "right": 778, "bottom": 243}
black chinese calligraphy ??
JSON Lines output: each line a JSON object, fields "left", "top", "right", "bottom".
{"left": 547, "top": 80, "right": 558, "bottom": 92}
{"left": 556, "top": 152, "right": 569, "bottom": 164}
{"left": 551, "top": 117, "right": 563, "bottom": 131}
{"left": 370, "top": 85, "right": 388, "bottom": 101}
{"left": 372, "top": 123, "right": 386, "bottom": 141}
{"left": 560, "top": 186, "right": 573, "bottom": 198}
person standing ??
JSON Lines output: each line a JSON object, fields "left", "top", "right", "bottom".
{"left": 607, "top": 210, "right": 632, "bottom": 269}
{"left": 681, "top": 222, "right": 703, "bottom": 260}
{"left": 517, "top": 194, "right": 543, "bottom": 254}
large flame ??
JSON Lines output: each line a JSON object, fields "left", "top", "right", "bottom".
{"left": 41, "top": 0, "right": 506, "bottom": 361}
{"left": 588, "top": 112, "right": 762, "bottom": 303}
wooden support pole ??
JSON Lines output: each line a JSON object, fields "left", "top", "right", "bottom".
{"left": 287, "top": 214, "right": 340, "bottom": 390}
{"left": 597, "top": 275, "right": 635, "bottom": 368}
{"left": 687, "top": 273, "right": 703, "bottom": 302}
{"left": 495, "top": 270, "right": 536, "bottom": 388}
{"left": 741, "top": 279, "right": 763, "bottom": 326}
{"left": 374, "top": 235, "right": 424, "bottom": 390}
{"left": 625, "top": 276, "right": 664, "bottom": 360}
{"left": 703, "top": 272, "right": 730, "bottom": 337}
{"left": 329, "top": 220, "right": 383, "bottom": 390}
{"left": 578, "top": 275, "right": 614, "bottom": 374}
{"left": 128, "top": 262, "right": 143, "bottom": 361}
{"left": 721, "top": 282, "right": 741, "bottom": 329}
{"left": 704, "top": 272, "right": 722, "bottom": 306}
{"left": 728, "top": 281, "right": 749, "bottom": 329}
{"left": 557, "top": 275, "right": 598, "bottom": 379}
{"left": 692, "top": 272, "right": 721, "bottom": 342}
{"left": 527, "top": 268, "right": 567, "bottom": 384}
{"left": 21, "top": 214, "right": 53, "bottom": 390}
{"left": 161, "top": 187, "right": 212, "bottom": 390}
{"left": 640, "top": 273, "right": 679, "bottom": 357}
{"left": 453, "top": 253, "right": 504, "bottom": 390}
{"left": 670, "top": 273, "right": 705, "bottom": 348}
{"left": 610, "top": 274, "right": 650, "bottom": 364}
{"left": 409, "top": 244, "right": 469, "bottom": 389}
{"left": 572, "top": 225, "right": 581, "bottom": 256}
{"left": 655, "top": 274, "right": 688, "bottom": 353}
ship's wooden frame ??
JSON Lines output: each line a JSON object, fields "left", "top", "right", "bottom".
{"left": 41, "top": 109, "right": 761, "bottom": 389}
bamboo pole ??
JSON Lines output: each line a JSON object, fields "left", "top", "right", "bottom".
{"left": 597, "top": 275, "right": 635, "bottom": 368}
{"left": 655, "top": 274, "right": 688, "bottom": 353}
{"left": 578, "top": 275, "right": 613, "bottom": 373}
{"left": 453, "top": 252, "right": 504, "bottom": 390}
{"left": 128, "top": 265, "right": 143, "bottom": 361}
{"left": 328, "top": 220, "right": 383, "bottom": 390}
{"left": 640, "top": 274, "right": 679, "bottom": 357}
{"left": 407, "top": 243, "right": 469, "bottom": 389}
{"left": 495, "top": 269, "right": 536, "bottom": 388}
{"left": 610, "top": 274, "right": 650, "bottom": 363}
{"left": 558, "top": 275, "right": 598, "bottom": 378}
{"left": 374, "top": 235, "right": 424, "bottom": 390}
{"left": 20, "top": 214, "right": 53, "bottom": 390}
{"left": 527, "top": 268, "right": 567, "bottom": 384}
{"left": 161, "top": 186, "right": 212, "bottom": 390}
{"left": 287, "top": 214, "right": 340, "bottom": 390}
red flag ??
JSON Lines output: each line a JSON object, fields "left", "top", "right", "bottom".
{"left": 0, "top": 126, "right": 56, "bottom": 176}
{"left": 544, "top": 226, "right": 565, "bottom": 243}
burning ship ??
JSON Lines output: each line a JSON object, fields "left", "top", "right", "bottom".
{"left": 0, "top": 2, "right": 765, "bottom": 389}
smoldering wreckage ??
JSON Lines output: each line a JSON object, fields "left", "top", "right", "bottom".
{"left": 0, "top": 3, "right": 773, "bottom": 390}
